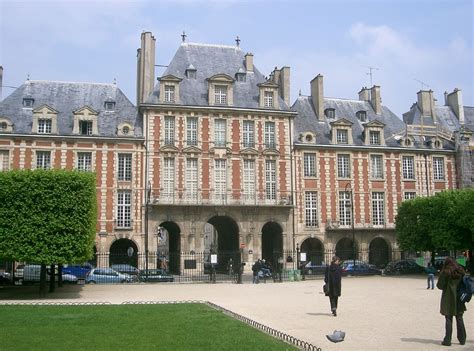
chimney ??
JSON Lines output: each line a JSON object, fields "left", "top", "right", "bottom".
{"left": 358, "top": 86, "right": 370, "bottom": 102}
{"left": 245, "top": 53, "right": 253, "bottom": 72}
{"left": 272, "top": 67, "right": 280, "bottom": 84}
{"left": 136, "top": 32, "right": 156, "bottom": 105}
{"left": 279, "top": 67, "right": 290, "bottom": 106}
{"left": 417, "top": 90, "right": 436, "bottom": 118}
{"left": 310, "top": 74, "right": 324, "bottom": 121}
{"left": 0, "top": 66, "right": 3, "bottom": 101}
{"left": 370, "top": 85, "right": 381, "bottom": 114}
{"left": 446, "top": 88, "right": 465, "bottom": 124}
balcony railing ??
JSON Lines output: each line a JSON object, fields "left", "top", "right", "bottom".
{"left": 152, "top": 190, "right": 292, "bottom": 207}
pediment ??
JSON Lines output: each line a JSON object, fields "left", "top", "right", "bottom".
{"left": 209, "top": 147, "right": 233, "bottom": 156}
{"left": 240, "top": 148, "right": 259, "bottom": 156}
{"left": 207, "top": 74, "right": 234, "bottom": 82}
{"left": 330, "top": 118, "right": 353, "bottom": 127}
{"left": 257, "top": 81, "right": 279, "bottom": 88}
{"left": 183, "top": 146, "right": 202, "bottom": 154}
{"left": 159, "top": 145, "right": 179, "bottom": 153}
{"left": 262, "top": 148, "right": 280, "bottom": 156}
{"left": 158, "top": 74, "right": 183, "bottom": 82}
{"left": 364, "top": 120, "right": 385, "bottom": 128}
{"left": 33, "top": 104, "right": 58, "bottom": 114}
{"left": 73, "top": 106, "right": 98, "bottom": 115}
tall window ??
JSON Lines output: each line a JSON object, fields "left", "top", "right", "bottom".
{"left": 264, "top": 91, "right": 274, "bottom": 107}
{"left": 404, "top": 192, "right": 416, "bottom": 201}
{"left": 164, "top": 85, "right": 175, "bottom": 103}
{"left": 36, "top": 151, "right": 51, "bottom": 169}
{"left": 118, "top": 154, "right": 132, "bottom": 181}
{"left": 305, "top": 191, "right": 318, "bottom": 227}
{"left": 0, "top": 150, "right": 9, "bottom": 171}
{"left": 214, "top": 119, "right": 226, "bottom": 147}
{"left": 369, "top": 131, "right": 381, "bottom": 145}
{"left": 214, "top": 85, "right": 227, "bottom": 105}
{"left": 370, "top": 154, "right": 383, "bottom": 179}
{"left": 38, "top": 119, "right": 52, "bottom": 134}
{"left": 164, "top": 116, "right": 175, "bottom": 145}
{"left": 243, "top": 159, "right": 255, "bottom": 203}
{"left": 336, "top": 129, "right": 348, "bottom": 144}
{"left": 337, "top": 154, "right": 350, "bottom": 178}
{"left": 79, "top": 120, "right": 93, "bottom": 135}
{"left": 339, "top": 191, "right": 352, "bottom": 226}
{"left": 372, "top": 192, "right": 385, "bottom": 226}
{"left": 243, "top": 120, "right": 254, "bottom": 148}
{"left": 186, "top": 158, "right": 198, "bottom": 201}
{"left": 402, "top": 156, "right": 414, "bottom": 180}
{"left": 265, "top": 160, "right": 276, "bottom": 200}
{"left": 303, "top": 153, "right": 316, "bottom": 177}
{"left": 187, "top": 117, "right": 198, "bottom": 146}
{"left": 433, "top": 157, "right": 445, "bottom": 180}
{"left": 117, "top": 191, "right": 131, "bottom": 228}
{"left": 77, "top": 152, "right": 92, "bottom": 171}
{"left": 163, "top": 158, "right": 175, "bottom": 200}
{"left": 214, "top": 159, "right": 227, "bottom": 202}
{"left": 264, "top": 121, "right": 275, "bottom": 149}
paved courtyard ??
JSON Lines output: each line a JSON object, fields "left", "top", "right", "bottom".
{"left": 1, "top": 275, "right": 472, "bottom": 350}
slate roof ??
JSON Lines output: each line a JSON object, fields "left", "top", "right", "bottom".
{"left": 0, "top": 80, "right": 141, "bottom": 137}
{"left": 463, "top": 106, "right": 474, "bottom": 131}
{"left": 146, "top": 42, "right": 290, "bottom": 110}
{"left": 291, "top": 95, "right": 406, "bottom": 147}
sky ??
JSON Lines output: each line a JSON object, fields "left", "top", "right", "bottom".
{"left": 0, "top": 0, "right": 472, "bottom": 117}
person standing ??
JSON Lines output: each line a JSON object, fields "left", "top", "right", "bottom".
{"left": 324, "top": 256, "right": 342, "bottom": 317}
{"left": 436, "top": 257, "right": 467, "bottom": 346}
{"left": 425, "top": 262, "right": 436, "bottom": 289}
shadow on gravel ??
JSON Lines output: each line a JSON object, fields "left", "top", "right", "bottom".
{"left": 0, "top": 284, "right": 83, "bottom": 300}
{"left": 400, "top": 337, "right": 445, "bottom": 345}
{"left": 307, "top": 312, "right": 333, "bottom": 317}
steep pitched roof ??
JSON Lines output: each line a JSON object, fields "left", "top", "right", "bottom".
{"left": 0, "top": 80, "right": 141, "bottom": 137}
{"left": 146, "top": 42, "right": 290, "bottom": 110}
{"left": 291, "top": 96, "right": 405, "bottom": 147}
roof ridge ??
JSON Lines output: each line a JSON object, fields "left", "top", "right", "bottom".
{"left": 182, "top": 42, "right": 242, "bottom": 50}
{"left": 27, "top": 80, "right": 116, "bottom": 87}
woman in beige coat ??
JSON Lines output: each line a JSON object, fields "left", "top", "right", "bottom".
{"left": 436, "top": 257, "right": 466, "bottom": 346}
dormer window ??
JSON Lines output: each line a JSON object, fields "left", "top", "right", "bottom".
{"left": 236, "top": 73, "right": 246, "bottom": 82}
{"left": 324, "top": 108, "right": 335, "bottom": 119}
{"left": 214, "top": 85, "right": 227, "bottom": 105}
{"left": 79, "top": 120, "right": 93, "bottom": 135}
{"left": 264, "top": 91, "right": 274, "bottom": 108}
{"left": 336, "top": 129, "right": 348, "bottom": 144}
{"left": 186, "top": 64, "right": 197, "bottom": 79}
{"left": 73, "top": 106, "right": 98, "bottom": 136}
{"left": 164, "top": 85, "right": 175, "bottom": 103}
{"left": 0, "top": 117, "right": 12, "bottom": 133}
{"left": 0, "top": 122, "right": 7, "bottom": 130}
{"left": 122, "top": 126, "right": 130, "bottom": 135}
{"left": 356, "top": 110, "right": 367, "bottom": 122}
{"left": 363, "top": 120, "right": 385, "bottom": 146}
{"left": 330, "top": 118, "right": 353, "bottom": 145}
{"left": 404, "top": 138, "right": 412, "bottom": 147}
{"left": 23, "top": 98, "right": 34, "bottom": 108}
{"left": 104, "top": 101, "right": 115, "bottom": 111}
{"left": 369, "top": 130, "right": 381, "bottom": 145}
{"left": 117, "top": 122, "right": 134, "bottom": 137}
{"left": 38, "top": 119, "right": 52, "bottom": 134}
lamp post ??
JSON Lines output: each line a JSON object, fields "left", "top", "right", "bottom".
{"left": 144, "top": 181, "right": 151, "bottom": 282}
{"left": 344, "top": 183, "right": 356, "bottom": 266}
{"left": 296, "top": 242, "right": 300, "bottom": 279}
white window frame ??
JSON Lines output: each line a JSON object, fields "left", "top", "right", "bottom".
{"left": 264, "top": 121, "right": 275, "bottom": 149}
{"left": 433, "top": 157, "right": 445, "bottom": 181}
{"left": 164, "top": 85, "right": 175, "bottom": 103}
{"left": 164, "top": 116, "right": 175, "bottom": 145}
{"left": 372, "top": 192, "right": 385, "bottom": 226}
{"left": 337, "top": 154, "right": 350, "bottom": 178}
{"left": 265, "top": 160, "right": 276, "bottom": 201}
{"left": 36, "top": 151, "right": 51, "bottom": 169}
{"left": 370, "top": 154, "right": 384, "bottom": 179}
{"left": 214, "top": 85, "right": 227, "bottom": 105}
{"left": 339, "top": 191, "right": 352, "bottom": 227}
{"left": 303, "top": 153, "right": 316, "bottom": 177}
{"left": 336, "top": 129, "right": 348, "bottom": 144}
{"left": 118, "top": 154, "right": 132, "bottom": 181}
{"left": 243, "top": 159, "right": 256, "bottom": 204}
{"left": 305, "top": 191, "right": 318, "bottom": 227}
{"left": 185, "top": 158, "right": 198, "bottom": 201}
{"left": 0, "top": 150, "right": 10, "bottom": 171}
{"left": 214, "top": 159, "right": 227, "bottom": 203}
{"left": 214, "top": 119, "right": 226, "bottom": 147}
{"left": 38, "top": 119, "right": 52, "bottom": 134}
{"left": 264, "top": 91, "right": 274, "bottom": 107}
{"left": 243, "top": 120, "right": 255, "bottom": 148}
{"left": 163, "top": 158, "right": 175, "bottom": 201}
{"left": 369, "top": 130, "right": 381, "bottom": 145}
{"left": 77, "top": 152, "right": 92, "bottom": 172}
{"left": 116, "top": 190, "right": 132, "bottom": 228}
{"left": 402, "top": 156, "right": 415, "bottom": 180}
{"left": 187, "top": 117, "right": 198, "bottom": 146}
{"left": 404, "top": 192, "right": 417, "bottom": 201}
{"left": 79, "top": 120, "right": 93, "bottom": 136}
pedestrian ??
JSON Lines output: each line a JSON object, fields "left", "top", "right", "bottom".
{"left": 324, "top": 256, "right": 342, "bottom": 317}
{"left": 425, "top": 262, "right": 436, "bottom": 289}
{"left": 436, "top": 257, "right": 467, "bottom": 346}
{"left": 252, "top": 260, "right": 260, "bottom": 284}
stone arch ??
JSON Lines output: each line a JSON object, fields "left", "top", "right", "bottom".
{"left": 158, "top": 221, "right": 181, "bottom": 274}
{"left": 109, "top": 238, "right": 139, "bottom": 268}
{"left": 206, "top": 215, "right": 240, "bottom": 272}
{"left": 335, "top": 237, "right": 358, "bottom": 261}
{"left": 301, "top": 237, "right": 325, "bottom": 265}
{"left": 369, "top": 237, "right": 391, "bottom": 268}
{"left": 261, "top": 221, "right": 283, "bottom": 268}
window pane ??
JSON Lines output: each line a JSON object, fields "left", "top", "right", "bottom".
{"left": 338, "top": 191, "right": 352, "bottom": 226}
{"left": 36, "top": 151, "right": 51, "bottom": 169}
{"left": 264, "top": 122, "right": 275, "bottom": 148}
{"left": 118, "top": 154, "right": 132, "bottom": 181}
{"left": 243, "top": 159, "right": 255, "bottom": 203}
{"left": 337, "top": 154, "right": 350, "bottom": 178}
{"left": 402, "top": 156, "right": 414, "bottom": 179}
{"left": 164, "top": 117, "right": 175, "bottom": 145}
{"left": 163, "top": 158, "right": 175, "bottom": 200}
{"left": 117, "top": 191, "right": 131, "bottom": 227}
{"left": 215, "top": 85, "right": 227, "bottom": 105}
{"left": 0, "top": 150, "right": 10, "bottom": 171}
{"left": 433, "top": 157, "right": 445, "bottom": 180}
{"left": 264, "top": 91, "right": 274, "bottom": 107}
{"left": 369, "top": 131, "right": 380, "bottom": 145}
{"left": 265, "top": 160, "right": 276, "bottom": 200}
{"left": 243, "top": 121, "right": 254, "bottom": 148}
{"left": 372, "top": 192, "right": 385, "bottom": 226}
{"left": 215, "top": 119, "right": 226, "bottom": 147}
{"left": 370, "top": 155, "right": 383, "bottom": 179}
{"left": 305, "top": 191, "right": 318, "bottom": 227}
{"left": 214, "top": 159, "right": 227, "bottom": 202}
{"left": 336, "top": 129, "right": 348, "bottom": 144}
{"left": 304, "top": 153, "right": 316, "bottom": 177}
{"left": 187, "top": 117, "right": 198, "bottom": 146}
{"left": 185, "top": 158, "right": 198, "bottom": 201}
{"left": 77, "top": 152, "right": 92, "bottom": 171}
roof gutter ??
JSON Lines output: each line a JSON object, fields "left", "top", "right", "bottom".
{"left": 0, "top": 133, "right": 145, "bottom": 143}
{"left": 293, "top": 143, "right": 457, "bottom": 154}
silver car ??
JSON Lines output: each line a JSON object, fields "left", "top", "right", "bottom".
{"left": 85, "top": 268, "right": 132, "bottom": 284}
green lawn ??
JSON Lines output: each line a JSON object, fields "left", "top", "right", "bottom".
{"left": 0, "top": 303, "right": 297, "bottom": 350}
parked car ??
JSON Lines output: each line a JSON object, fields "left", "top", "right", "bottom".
{"left": 0, "top": 271, "right": 11, "bottom": 285}
{"left": 62, "top": 263, "right": 94, "bottom": 279}
{"left": 22, "top": 265, "right": 78, "bottom": 284}
{"left": 383, "top": 260, "right": 425, "bottom": 275}
{"left": 303, "top": 261, "right": 328, "bottom": 275}
{"left": 341, "top": 262, "right": 382, "bottom": 276}
{"left": 85, "top": 268, "right": 132, "bottom": 284}
{"left": 138, "top": 269, "right": 174, "bottom": 282}
{"left": 14, "top": 264, "right": 25, "bottom": 283}
{"left": 110, "top": 264, "right": 140, "bottom": 276}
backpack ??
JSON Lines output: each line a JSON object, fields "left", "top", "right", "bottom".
{"left": 457, "top": 275, "right": 473, "bottom": 304}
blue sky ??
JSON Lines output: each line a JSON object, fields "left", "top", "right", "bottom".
{"left": 1, "top": 0, "right": 472, "bottom": 117}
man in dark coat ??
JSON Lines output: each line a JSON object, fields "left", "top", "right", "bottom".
{"left": 324, "top": 256, "right": 342, "bottom": 316}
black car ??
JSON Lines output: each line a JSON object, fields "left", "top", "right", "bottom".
{"left": 138, "top": 269, "right": 174, "bottom": 282}
{"left": 383, "top": 260, "right": 425, "bottom": 275}
{"left": 303, "top": 261, "right": 328, "bottom": 275}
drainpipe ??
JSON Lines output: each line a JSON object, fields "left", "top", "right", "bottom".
{"left": 289, "top": 116, "right": 296, "bottom": 252}
{"left": 144, "top": 109, "right": 150, "bottom": 280}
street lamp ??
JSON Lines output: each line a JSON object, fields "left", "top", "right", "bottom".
{"left": 144, "top": 181, "right": 151, "bottom": 281}
{"left": 344, "top": 183, "right": 356, "bottom": 266}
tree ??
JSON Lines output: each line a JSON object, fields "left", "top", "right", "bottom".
{"left": 0, "top": 169, "right": 97, "bottom": 295}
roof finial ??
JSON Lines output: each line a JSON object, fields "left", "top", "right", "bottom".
{"left": 299, "top": 89, "right": 302, "bottom": 96}
{"left": 113, "top": 78, "right": 117, "bottom": 85}
{"left": 235, "top": 36, "right": 240, "bottom": 47}
{"left": 27, "top": 73, "right": 30, "bottom": 81}
{"left": 181, "top": 31, "right": 187, "bottom": 43}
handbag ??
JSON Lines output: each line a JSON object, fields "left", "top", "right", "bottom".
{"left": 323, "top": 283, "right": 329, "bottom": 294}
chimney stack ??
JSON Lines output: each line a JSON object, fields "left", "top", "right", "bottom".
{"left": 446, "top": 88, "right": 465, "bottom": 124}
{"left": 245, "top": 53, "right": 254, "bottom": 72}
{"left": 358, "top": 86, "right": 370, "bottom": 102}
{"left": 310, "top": 74, "right": 324, "bottom": 121}
{"left": 136, "top": 32, "right": 156, "bottom": 105}
{"left": 370, "top": 85, "right": 381, "bottom": 114}
{"left": 0, "top": 66, "right": 3, "bottom": 101}
{"left": 279, "top": 66, "right": 291, "bottom": 106}
{"left": 417, "top": 90, "right": 436, "bottom": 119}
